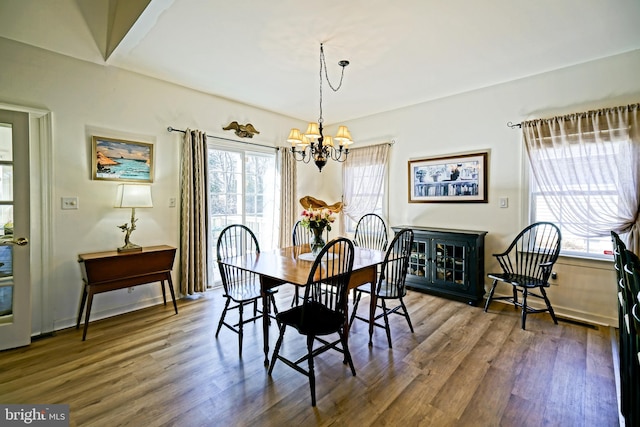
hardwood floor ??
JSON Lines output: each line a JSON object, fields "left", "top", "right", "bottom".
{"left": 0, "top": 286, "right": 619, "bottom": 426}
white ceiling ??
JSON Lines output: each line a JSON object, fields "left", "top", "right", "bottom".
{"left": 2, "top": 0, "right": 640, "bottom": 125}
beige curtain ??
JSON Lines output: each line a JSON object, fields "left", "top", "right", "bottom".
{"left": 180, "top": 129, "right": 209, "bottom": 294}
{"left": 341, "top": 143, "right": 389, "bottom": 232}
{"left": 278, "top": 148, "right": 297, "bottom": 247}
{"left": 523, "top": 103, "right": 640, "bottom": 255}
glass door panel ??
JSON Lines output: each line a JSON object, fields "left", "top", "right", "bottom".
{"left": 0, "top": 110, "right": 30, "bottom": 350}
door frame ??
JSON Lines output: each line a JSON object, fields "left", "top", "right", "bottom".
{"left": 0, "top": 103, "right": 54, "bottom": 338}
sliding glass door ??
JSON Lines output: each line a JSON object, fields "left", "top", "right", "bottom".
{"left": 207, "top": 145, "right": 278, "bottom": 285}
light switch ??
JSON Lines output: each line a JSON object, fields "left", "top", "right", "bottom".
{"left": 499, "top": 197, "right": 508, "bottom": 208}
{"left": 61, "top": 197, "right": 79, "bottom": 210}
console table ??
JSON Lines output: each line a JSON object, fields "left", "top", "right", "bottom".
{"left": 76, "top": 245, "right": 178, "bottom": 340}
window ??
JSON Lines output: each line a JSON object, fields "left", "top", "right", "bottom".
{"left": 343, "top": 165, "right": 384, "bottom": 233}
{"left": 527, "top": 130, "right": 628, "bottom": 259}
{"left": 207, "top": 145, "right": 278, "bottom": 284}
{"left": 342, "top": 144, "right": 389, "bottom": 234}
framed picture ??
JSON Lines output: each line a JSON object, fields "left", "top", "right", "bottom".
{"left": 92, "top": 136, "right": 154, "bottom": 182}
{"left": 408, "top": 151, "right": 488, "bottom": 203}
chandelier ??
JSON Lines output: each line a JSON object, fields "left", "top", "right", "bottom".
{"left": 288, "top": 43, "right": 353, "bottom": 172}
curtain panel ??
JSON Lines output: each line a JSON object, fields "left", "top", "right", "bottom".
{"left": 278, "top": 148, "right": 297, "bottom": 247}
{"left": 522, "top": 103, "right": 640, "bottom": 255}
{"left": 341, "top": 143, "right": 389, "bottom": 233}
{"left": 180, "top": 129, "right": 209, "bottom": 295}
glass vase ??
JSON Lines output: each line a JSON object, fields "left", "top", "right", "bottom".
{"left": 310, "top": 227, "right": 326, "bottom": 255}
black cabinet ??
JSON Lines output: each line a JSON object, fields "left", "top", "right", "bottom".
{"left": 392, "top": 226, "right": 487, "bottom": 305}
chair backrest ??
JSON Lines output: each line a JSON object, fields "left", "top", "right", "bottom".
{"left": 354, "top": 213, "right": 388, "bottom": 252}
{"left": 497, "top": 222, "right": 561, "bottom": 283}
{"left": 216, "top": 224, "right": 260, "bottom": 293}
{"left": 624, "top": 249, "right": 640, "bottom": 306}
{"left": 302, "top": 237, "right": 355, "bottom": 318}
{"left": 292, "top": 220, "right": 313, "bottom": 246}
{"left": 611, "top": 231, "right": 629, "bottom": 288}
{"left": 376, "top": 228, "right": 414, "bottom": 298}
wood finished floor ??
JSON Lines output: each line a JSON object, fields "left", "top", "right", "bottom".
{"left": 0, "top": 286, "right": 619, "bottom": 427}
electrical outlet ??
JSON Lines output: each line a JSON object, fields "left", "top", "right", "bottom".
{"left": 499, "top": 197, "right": 508, "bottom": 208}
{"left": 61, "top": 197, "right": 79, "bottom": 210}
{"left": 128, "top": 287, "right": 134, "bottom": 293}
{"left": 169, "top": 197, "right": 176, "bottom": 208}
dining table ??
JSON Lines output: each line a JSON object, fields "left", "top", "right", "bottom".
{"left": 218, "top": 243, "right": 389, "bottom": 366}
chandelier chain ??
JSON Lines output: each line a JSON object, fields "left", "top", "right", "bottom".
{"left": 318, "top": 43, "right": 347, "bottom": 124}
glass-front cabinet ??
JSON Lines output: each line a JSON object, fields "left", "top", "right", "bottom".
{"left": 394, "top": 226, "right": 487, "bottom": 305}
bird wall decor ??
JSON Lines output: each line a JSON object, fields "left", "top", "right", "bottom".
{"left": 222, "top": 121, "right": 260, "bottom": 138}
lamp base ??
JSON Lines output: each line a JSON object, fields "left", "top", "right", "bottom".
{"left": 118, "top": 243, "right": 143, "bottom": 253}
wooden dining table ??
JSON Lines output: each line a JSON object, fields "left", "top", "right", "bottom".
{"left": 218, "top": 244, "right": 388, "bottom": 366}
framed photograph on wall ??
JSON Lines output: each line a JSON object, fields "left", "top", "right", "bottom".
{"left": 408, "top": 151, "right": 488, "bottom": 203}
{"left": 92, "top": 136, "right": 154, "bottom": 182}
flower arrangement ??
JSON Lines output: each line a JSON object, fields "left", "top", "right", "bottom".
{"left": 300, "top": 207, "right": 336, "bottom": 232}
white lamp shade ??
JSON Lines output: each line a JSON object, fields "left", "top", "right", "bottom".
{"left": 322, "top": 135, "right": 334, "bottom": 147}
{"left": 115, "top": 184, "right": 153, "bottom": 208}
{"left": 334, "top": 126, "right": 350, "bottom": 142}
{"left": 304, "top": 122, "right": 321, "bottom": 140}
{"left": 287, "top": 128, "right": 302, "bottom": 145}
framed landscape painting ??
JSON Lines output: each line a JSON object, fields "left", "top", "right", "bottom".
{"left": 92, "top": 136, "right": 154, "bottom": 182}
{"left": 408, "top": 151, "right": 488, "bottom": 203}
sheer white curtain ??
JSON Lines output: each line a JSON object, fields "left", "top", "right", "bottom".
{"left": 341, "top": 144, "right": 389, "bottom": 232}
{"left": 180, "top": 129, "right": 209, "bottom": 295}
{"left": 523, "top": 104, "right": 640, "bottom": 254}
{"left": 278, "top": 148, "right": 297, "bottom": 247}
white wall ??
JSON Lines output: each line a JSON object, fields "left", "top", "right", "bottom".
{"left": 298, "top": 48, "right": 640, "bottom": 326}
{"left": 3, "top": 34, "right": 639, "bottom": 331}
{"left": 0, "top": 37, "right": 305, "bottom": 332}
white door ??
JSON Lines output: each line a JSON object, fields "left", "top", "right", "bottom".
{"left": 0, "top": 109, "right": 31, "bottom": 350}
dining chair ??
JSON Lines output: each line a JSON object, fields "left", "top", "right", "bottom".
{"left": 268, "top": 237, "right": 355, "bottom": 406}
{"left": 215, "top": 224, "right": 279, "bottom": 358}
{"left": 353, "top": 213, "right": 388, "bottom": 251}
{"left": 290, "top": 220, "right": 329, "bottom": 307}
{"left": 484, "top": 222, "right": 561, "bottom": 329}
{"left": 612, "top": 231, "right": 631, "bottom": 420}
{"left": 623, "top": 249, "right": 640, "bottom": 427}
{"left": 349, "top": 228, "right": 414, "bottom": 347}
{"left": 290, "top": 220, "right": 313, "bottom": 306}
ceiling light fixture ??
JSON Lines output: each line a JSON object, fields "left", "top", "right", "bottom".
{"left": 288, "top": 43, "right": 353, "bottom": 172}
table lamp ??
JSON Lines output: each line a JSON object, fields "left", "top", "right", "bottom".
{"left": 114, "top": 184, "right": 153, "bottom": 252}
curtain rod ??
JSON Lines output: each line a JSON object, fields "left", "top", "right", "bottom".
{"left": 167, "top": 126, "right": 280, "bottom": 150}
{"left": 507, "top": 121, "right": 522, "bottom": 129}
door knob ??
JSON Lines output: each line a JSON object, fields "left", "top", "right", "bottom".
{"left": 0, "top": 236, "right": 28, "bottom": 246}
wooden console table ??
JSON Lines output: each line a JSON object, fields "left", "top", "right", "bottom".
{"left": 76, "top": 245, "right": 178, "bottom": 340}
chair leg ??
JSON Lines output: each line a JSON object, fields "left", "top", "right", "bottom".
{"left": 349, "top": 290, "right": 362, "bottom": 328}
{"left": 238, "top": 302, "right": 244, "bottom": 357}
{"left": 268, "top": 323, "right": 286, "bottom": 375}
{"left": 339, "top": 329, "right": 356, "bottom": 376}
{"left": 512, "top": 286, "right": 519, "bottom": 309}
{"left": 399, "top": 297, "right": 414, "bottom": 333}
{"left": 540, "top": 287, "right": 558, "bottom": 324}
{"left": 215, "top": 298, "right": 230, "bottom": 337}
{"left": 521, "top": 289, "right": 528, "bottom": 330}
{"left": 291, "top": 287, "right": 299, "bottom": 307}
{"left": 307, "top": 335, "right": 317, "bottom": 406}
{"left": 381, "top": 299, "right": 392, "bottom": 348}
{"left": 484, "top": 280, "right": 498, "bottom": 312}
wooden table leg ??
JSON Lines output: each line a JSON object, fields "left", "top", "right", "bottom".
{"left": 82, "top": 291, "right": 94, "bottom": 341}
{"left": 347, "top": 265, "right": 377, "bottom": 349}
{"left": 76, "top": 284, "right": 88, "bottom": 330}
{"left": 166, "top": 274, "right": 178, "bottom": 314}
{"left": 260, "top": 276, "right": 273, "bottom": 366}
